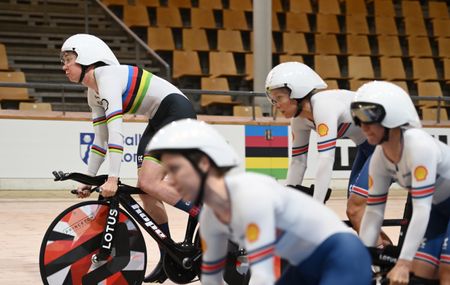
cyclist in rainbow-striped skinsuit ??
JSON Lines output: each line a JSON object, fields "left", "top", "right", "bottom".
{"left": 61, "top": 34, "right": 196, "bottom": 283}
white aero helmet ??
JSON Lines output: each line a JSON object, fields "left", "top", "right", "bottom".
{"left": 351, "top": 81, "right": 421, "bottom": 128}
{"left": 265, "top": 61, "right": 327, "bottom": 102}
{"left": 147, "top": 119, "right": 240, "bottom": 168}
{"left": 61, "top": 34, "right": 119, "bottom": 66}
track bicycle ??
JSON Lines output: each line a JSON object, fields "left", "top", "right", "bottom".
{"left": 39, "top": 171, "right": 250, "bottom": 285}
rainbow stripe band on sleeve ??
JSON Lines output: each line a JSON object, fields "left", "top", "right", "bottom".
{"left": 201, "top": 257, "right": 226, "bottom": 275}
{"left": 247, "top": 242, "right": 275, "bottom": 265}
{"left": 367, "top": 193, "right": 388, "bottom": 206}
{"left": 106, "top": 110, "right": 123, "bottom": 124}
{"left": 108, "top": 144, "right": 124, "bottom": 154}
{"left": 122, "top": 66, "right": 152, "bottom": 114}
{"left": 143, "top": 155, "right": 161, "bottom": 164}
{"left": 292, "top": 144, "right": 308, "bottom": 157}
{"left": 90, "top": 144, "right": 107, "bottom": 157}
{"left": 93, "top": 115, "right": 106, "bottom": 126}
{"left": 411, "top": 184, "right": 435, "bottom": 199}
{"left": 317, "top": 138, "right": 337, "bottom": 152}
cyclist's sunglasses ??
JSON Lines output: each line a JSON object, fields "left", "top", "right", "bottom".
{"left": 350, "top": 102, "right": 386, "bottom": 126}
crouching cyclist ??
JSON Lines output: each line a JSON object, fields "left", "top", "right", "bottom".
{"left": 146, "top": 118, "right": 372, "bottom": 285}
{"left": 354, "top": 81, "right": 450, "bottom": 285}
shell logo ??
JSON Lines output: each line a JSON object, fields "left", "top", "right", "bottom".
{"left": 246, "top": 223, "right": 260, "bottom": 243}
{"left": 368, "top": 175, "right": 373, "bottom": 189}
{"left": 317, "top": 123, "right": 329, "bottom": 137}
{"left": 414, "top": 166, "right": 428, "bottom": 182}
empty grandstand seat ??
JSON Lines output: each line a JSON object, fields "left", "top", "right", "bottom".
{"left": 183, "top": 29, "right": 210, "bottom": 51}
{"left": 289, "top": 0, "right": 312, "bottom": 13}
{"left": 318, "top": 0, "right": 341, "bottom": 14}
{"left": 417, "top": 82, "right": 444, "bottom": 107}
{"left": 374, "top": 0, "right": 395, "bottom": 17}
{"left": 349, "top": 79, "right": 371, "bottom": 91}
{"left": 147, "top": 27, "right": 175, "bottom": 51}
{"left": 437, "top": 38, "right": 450, "bottom": 58}
{"left": 0, "top": 43, "right": 9, "bottom": 70}
{"left": 316, "top": 14, "right": 340, "bottom": 34}
{"left": 245, "top": 53, "right": 253, "bottom": 80}
{"left": 375, "top": 17, "right": 398, "bottom": 35}
{"left": 346, "top": 15, "right": 369, "bottom": 35}
{"left": 346, "top": 35, "right": 371, "bottom": 55}
{"left": 445, "top": 59, "right": 450, "bottom": 81}
{"left": 283, "top": 32, "right": 309, "bottom": 55}
{"left": 228, "top": 0, "right": 252, "bottom": 11}
{"left": 377, "top": 35, "right": 403, "bottom": 57}
{"left": 401, "top": 1, "right": 423, "bottom": 18}
{"left": 380, "top": 57, "right": 407, "bottom": 80}
{"left": 273, "top": 0, "right": 284, "bottom": 12}
{"left": 428, "top": 2, "right": 448, "bottom": 19}
{"left": 412, "top": 58, "right": 438, "bottom": 81}
{"left": 123, "top": 4, "right": 150, "bottom": 27}
{"left": 404, "top": 18, "right": 428, "bottom": 37}
{"left": 432, "top": 19, "right": 450, "bottom": 38}
{"left": 279, "top": 54, "right": 304, "bottom": 63}
{"left": 272, "top": 11, "right": 281, "bottom": 31}
{"left": 198, "top": 0, "right": 222, "bottom": 9}
{"left": 137, "top": 0, "right": 159, "bottom": 6}
{"left": 408, "top": 37, "right": 433, "bottom": 57}
{"left": 172, "top": 51, "right": 203, "bottom": 78}
{"left": 168, "top": 0, "right": 191, "bottom": 8}
{"left": 348, "top": 56, "right": 375, "bottom": 79}
{"left": 157, "top": 7, "right": 183, "bottom": 28}
{"left": 285, "top": 12, "right": 310, "bottom": 33}
{"left": 222, "top": 10, "right": 249, "bottom": 30}
{"left": 315, "top": 55, "right": 341, "bottom": 79}
{"left": 421, "top": 108, "right": 448, "bottom": 121}
{"left": 200, "top": 77, "right": 240, "bottom": 114}
{"left": 0, "top": 71, "right": 30, "bottom": 103}
{"left": 325, "top": 80, "right": 339, "bottom": 89}
{"left": 345, "top": 0, "right": 367, "bottom": 15}
{"left": 209, "top": 51, "right": 239, "bottom": 77}
{"left": 233, "top": 105, "right": 263, "bottom": 117}
{"left": 315, "top": 34, "right": 340, "bottom": 55}
{"left": 217, "top": 30, "right": 245, "bottom": 52}
{"left": 19, "top": 102, "right": 52, "bottom": 111}
{"left": 191, "top": 8, "right": 216, "bottom": 29}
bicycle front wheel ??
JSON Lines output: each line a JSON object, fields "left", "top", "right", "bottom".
{"left": 39, "top": 200, "right": 146, "bottom": 285}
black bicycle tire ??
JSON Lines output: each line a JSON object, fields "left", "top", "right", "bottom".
{"left": 39, "top": 200, "right": 147, "bottom": 285}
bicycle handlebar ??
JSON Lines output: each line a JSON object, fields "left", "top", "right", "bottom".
{"left": 53, "top": 171, "right": 145, "bottom": 195}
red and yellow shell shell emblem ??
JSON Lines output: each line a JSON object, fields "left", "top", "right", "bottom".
{"left": 317, "top": 123, "right": 329, "bottom": 137}
{"left": 368, "top": 175, "right": 373, "bottom": 189}
{"left": 414, "top": 166, "right": 428, "bottom": 182}
{"left": 246, "top": 223, "right": 260, "bottom": 243}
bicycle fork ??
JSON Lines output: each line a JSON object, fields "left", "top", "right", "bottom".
{"left": 92, "top": 198, "right": 120, "bottom": 263}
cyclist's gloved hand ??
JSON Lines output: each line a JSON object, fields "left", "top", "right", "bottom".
{"left": 100, "top": 177, "right": 119, "bottom": 197}
{"left": 76, "top": 183, "right": 92, "bottom": 198}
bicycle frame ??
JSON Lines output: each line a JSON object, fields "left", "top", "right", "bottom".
{"left": 53, "top": 171, "right": 201, "bottom": 270}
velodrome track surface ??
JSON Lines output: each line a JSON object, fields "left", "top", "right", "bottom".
{"left": 0, "top": 189, "right": 407, "bottom": 284}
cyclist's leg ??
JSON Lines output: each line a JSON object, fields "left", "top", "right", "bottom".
{"left": 276, "top": 233, "right": 371, "bottom": 285}
{"left": 412, "top": 203, "right": 448, "bottom": 280}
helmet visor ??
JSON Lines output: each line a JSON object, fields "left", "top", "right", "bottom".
{"left": 350, "top": 102, "right": 386, "bottom": 125}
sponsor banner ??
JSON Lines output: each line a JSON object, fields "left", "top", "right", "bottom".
{"left": 1, "top": 119, "right": 450, "bottom": 184}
